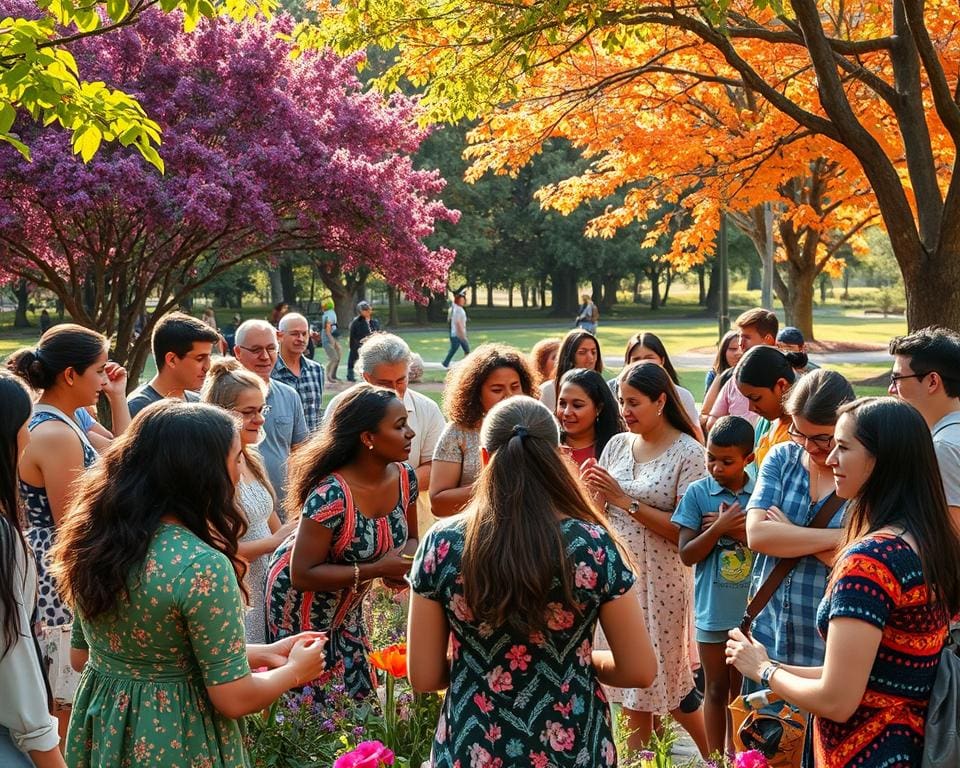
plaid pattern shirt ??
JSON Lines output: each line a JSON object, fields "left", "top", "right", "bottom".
{"left": 746, "top": 442, "right": 847, "bottom": 667}
{"left": 271, "top": 354, "right": 324, "bottom": 432}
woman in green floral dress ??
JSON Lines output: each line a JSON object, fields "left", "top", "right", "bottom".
{"left": 408, "top": 397, "right": 658, "bottom": 767}
{"left": 51, "top": 402, "right": 327, "bottom": 767}
{"left": 267, "top": 385, "right": 419, "bottom": 699}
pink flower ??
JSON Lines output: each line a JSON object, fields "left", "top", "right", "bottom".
{"left": 576, "top": 638, "right": 592, "bottom": 666}
{"left": 574, "top": 562, "right": 598, "bottom": 589}
{"left": 589, "top": 547, "right": 607, "bottom": 565}
{"left": 529, "top": 631, "right": 546, "bottom": 646}
{"left": 734, "top": 751, "right": 770, "bottom": 768}
{"left": 541, "top": 721, "right": 576, "bottom": 751}
{"left": 422, "top": 549, "right": 436, "bottom": 574}
{"left": 437, "top": 539, "right": 451, "bottom": 562}
{"left": 553, "top": 699, "right": 572, "bottom": 717}
{"left": 451, "top": 593, "right": 475, "bottom": 622}
{"left": 473, "top": 692, "right": 495, "bottom": 713}
{"left": 601, "top": 738, "right": 616, "bottom": 765}
{"left": 485, "top": 724, "right": 501, "bottom": 742}
{"left": 468, "top": 744, "right": 502, "bottom": 768}
{"left": 529, "top": 752, "right": 549, "bottom": 768}
{"left": 486, "top": 665, "right": 514, "bottom": 693}
{"left": 506, "top": 644, "right": 532, "bottom": 671}
{"left": 333, "top": 741, "right": 395, "bottom": 768}
{"left": 544, "top": 602, "right": 575, "bottom": 631}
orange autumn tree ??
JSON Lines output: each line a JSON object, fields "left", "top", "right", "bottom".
{"left": 306, "top": 0, "right": 960, "bottom": 331}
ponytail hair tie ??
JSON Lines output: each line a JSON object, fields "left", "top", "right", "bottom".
{"left": 511, "top": 424, "right": 529, "bottom": 440}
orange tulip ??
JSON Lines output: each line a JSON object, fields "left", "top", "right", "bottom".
{"left": 369, "top": 643, "right": 407, "bottom": 678}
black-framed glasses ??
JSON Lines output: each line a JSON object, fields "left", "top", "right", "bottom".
{"left": 236, "top": 344, "right": 278, "bottom": 357}
{"left": 787, "top": 426, "right": 834, "bottom": 451}
{"left": 889, "top": 371, "right": 929, "bottom": 387}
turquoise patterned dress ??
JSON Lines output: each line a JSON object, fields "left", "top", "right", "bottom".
{"left": 410, "top": 517, "right": 636, "bottom": 768}
{"left": 265, "top": 463, "right": 417, "bottom": 698}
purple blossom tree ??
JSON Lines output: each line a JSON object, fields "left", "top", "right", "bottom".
{"left": 0, "top": 7, "right": 457, "bottom": 383}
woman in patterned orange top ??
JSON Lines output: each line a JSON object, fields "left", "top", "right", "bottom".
{"left": 727, "top": 397, "right": 960, "bottom": 767}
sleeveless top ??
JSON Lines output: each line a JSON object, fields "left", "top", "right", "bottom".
{"left": 19, "top": 408, "right": 98, "bottom": 626}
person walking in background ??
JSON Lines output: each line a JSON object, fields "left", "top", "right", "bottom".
{"left": 728, "top": 397, "right": 960, "bottom": 767}
{"left": 539, "top": 329, "right": 603, "bottom": 412}
{"left": 581, "top": 361, "right": 709, "bottom": 755}
{"left": 347, "top": 301, "right": 378, "bottom": 382}
{"left": 672, "top": 416, "right": 756, "bottom": 756}
{"left": 431, "top": 344, "right": 538, "bottom": 517}
{"left": 441, "top": 290, "right": 469, "bottom": 368}
{"left": 201, "top": 360, "right": 297, "bottom": 643}
{"left": 127, "top": 311, "right": 220, "bottom": 417}
{"left": 233, "top": 320, "right": 308, "bottom": 505}
{"left": 557, "top": 368, "right": 624, "bottom": 466}
{"left": 52, "top": 403, "right": 326, "bottom": 767}
{"left": 270, "top": 302, "right": 289, "bottom": 328}
{"left": 266, "top": 385, "right": 418, "bottom": 699}
{"left": 273, "top": 312, "right": 325, "bottom": 432}
{"left": 408, "top": 397, "right": 656, "bottom": 768}
{"left": 575, "top": 293, "right": 599, "bottom": 335}
{"left": 0, "top": 373, "right": 65, "bottom": 768}
{"left": 888, "top": 326, "right": 960, "bottom": 531}
{"left": 321, "top": 299, "right": 341, "bottom": 382}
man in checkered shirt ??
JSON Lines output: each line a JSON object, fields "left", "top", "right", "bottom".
{"left": 273, "top": 312, "right": 325, "bottom": 432}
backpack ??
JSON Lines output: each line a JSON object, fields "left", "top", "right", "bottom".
{"left": 922, "top": 632, "right": 960, "bottom": 767}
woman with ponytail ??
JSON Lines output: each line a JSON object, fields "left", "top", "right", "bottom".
{"left": 408, "top": 396, "right": 655, "bottom": 767}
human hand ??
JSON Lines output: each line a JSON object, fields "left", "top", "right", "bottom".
{"left": 764, "top": 506, "right": 792, "bottom": 525}
{"left": 272, "top": 518, "right": 298, "bottom": 547}
{"left": 701, "top": 513, "right": 718, "bottom": 529}
{"left": 712, "top": 501, "right": 746, "bottom": 538}
{"left": 260, "top": 631, "right": 327, "bottom": 669}
{"left": 725, "top": 627, "right": 770, "bottom": 683}
{"left": 376, "top": 545, "right": 415, "bottom": 581}
{"left": 581, "top": 465, "right": 624, "bottom": 504}
{"left": 102, "top": 362, "right": 128, "bottom": 400}
{"left": 286, "top": 635, "right": 328, "bottom": 686}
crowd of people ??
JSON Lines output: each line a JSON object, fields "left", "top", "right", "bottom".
{"left": 1, "top": 300, "right": 960, "bottom": 768}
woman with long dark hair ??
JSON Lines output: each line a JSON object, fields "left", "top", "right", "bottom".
{"left": 728, "top": 397, "right": 960, "bottom": 767}
{"left": 582, "top": 361, "right": 708, "bottom": 754}
{"left": 557, "top": 368, "right": 624, "bottom": 466}
{"left": 735, "top": 345, "right": 805, "bottom": 466}
{"left": 705, "top": 330, "right": 742, "bottom": 390}
{"left": 430, "top": 344, "right": 537, "bottom": 516}
{"left": 408, "top": 397, "right": 656, "bottom": 766}
{"left": 51, "top": 402, "right": 325, "bottom": 767}
{"left": 266, "top": 384, "right": 418, "bottom": 699}
{"left": 539, "top": 329, "right": 603, "bottom": 412}
{"left": 0, "top": 373, "right": 64, "bottom": 768}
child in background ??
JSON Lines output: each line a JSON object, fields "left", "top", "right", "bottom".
{"left": 671, "top": 416, "right": 756, "bottom": 758}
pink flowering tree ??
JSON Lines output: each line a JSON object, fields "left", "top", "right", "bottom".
{"left": 0, "top": 7, "right": 457, "bottom": 384}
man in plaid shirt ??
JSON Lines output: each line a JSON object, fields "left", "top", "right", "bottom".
{"left": 273, "top": 312, "right": 325, "bottom": 431}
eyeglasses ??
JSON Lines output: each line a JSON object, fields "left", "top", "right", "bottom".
{"left": 237, "top": 405, "right": 271, "bottom": 419}
{"left": 889, "top": 371, "right": 928, "bottom": 388}
{"left": 236, "top": 344, "right": 278, "bottom": 357}
{"left": 787, "top": 426, "right": 834, "bottom": 451}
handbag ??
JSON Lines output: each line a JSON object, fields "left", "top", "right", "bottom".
{"left": 731, "top": 689, "right": 806, "bottom": 767}
{"left": 921, "top": 630, "right": 960, "bottom": 767}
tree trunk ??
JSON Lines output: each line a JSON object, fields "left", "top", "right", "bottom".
{"left": 842, "top": 267, "right": 851, "bottom": 300}
{"left": 633, "top": 275, "right": 643, "bottom": 304}
{"left": 591, "top": 277, "right": 602, "bottom": 307}
{"left": 519, "top": 281, "right": 529, "bottom": 308}
{"left": 268, "top": 268, "right": 283, "bottom": 305}
{"left": 415, "top": 302, "right": 428, "bottom": 324}
{"left": 697, "top": 265, "right": 706, "bottom": 305}
{"left": 470, "top": 283, "right": 478, "bottom": 307}
{"left": 539, "top": 277, "right": 547, "bottom": 308}
{"left": 13, "top": 279, "right": 30, "bottom": 328}
{"left": 648, "top": 266, "right": 662, "bottom": 310}
{"left": 601, "top": 274, "right": 619, "bottom": 309}
{"left": 427, "top": 292, "right": 447, "bottom": 323}
{"left": 779, "top": 261, "right": 817, "bottom": 340}
{"left": 507, "top": 282, "right": 514, "bottom": 308}
{"left": 279, "top": 260, "right": 297, "bottom": 305}
{"left": 662, "top": 265, "right": 674, "bottom": 305}
{"left": 705, "top": 260, "right": 721, "bottom": 313}
{"left": 550, "top": 269, "right": 578, "bottom": 316}
{"left": 747, "top": 263, "right": 762, "bottom": 291}
{"left": 486, "top": 282, "right": 494, "bottom": 308}
{"left": 387, "top": 285, "right": 399, "bottom": 327}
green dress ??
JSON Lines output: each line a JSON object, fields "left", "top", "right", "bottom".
{"left": 66, "top": 523, "right": 252, "bottom": 768}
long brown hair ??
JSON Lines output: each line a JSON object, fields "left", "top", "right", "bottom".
{"left": 51, "top": 402, "right": 248, "bottom": 619}
{"left": 552, "top": 329, "right": 603, "bottom": 400}
{"left": 838, "top": 397, "right": 960, "bottom": 613}
{"left": 461, "top": 397, "right": 618, "bottom": 635}
{"left": 619, "top": 361, "right": 698, "bottom": 440}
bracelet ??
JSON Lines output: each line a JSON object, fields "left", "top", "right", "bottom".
{"left": 352, "top": 562, "right": 360, "bottom": 593}
{"left": 760, "top": 660, "right": 781, "bottom": 687}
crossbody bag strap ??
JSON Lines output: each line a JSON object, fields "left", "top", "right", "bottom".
{"left": 740, "top": 492, "right": 845, "bottom": 634}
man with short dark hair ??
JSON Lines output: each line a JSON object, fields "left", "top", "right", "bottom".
{"left": 127, "top": 311, "right": 220, "bottom": 417}
{"left": 441, "top": 290, "right": 469, "bottom": 368}
{"left": 346, "top": 301, "right": 379, "bottom": 382}
{"left": 273, "top": 312, "right": 324, "bottom": 431}
{"left": 704, "top": 309, "right": 779, "bottom": 429}
{"left": 889, "top": 326, "right": 960, "bottom": 529}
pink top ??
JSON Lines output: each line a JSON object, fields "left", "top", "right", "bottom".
{"left": 711, "top": 377, "right": 759, "bottom": 425}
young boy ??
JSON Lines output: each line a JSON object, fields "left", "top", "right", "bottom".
{"left": 671, "top": 416, "right": 756, "bottom": 757}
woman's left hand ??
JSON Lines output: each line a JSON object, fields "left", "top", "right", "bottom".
{"left": 102, "top": 362, "right": 128, "bottom": 400}
{"left": 581, "top": 465, "right": 623, "bottom": 504}
{"left": 725, "top": 627, "right": 770, "bottom": 683}
{"left": 258, "top": 631, "right": 327, "bottom": 669}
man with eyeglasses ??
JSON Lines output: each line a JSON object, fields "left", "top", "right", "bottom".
{"left": 128, "top": 311, "right": 220, "bottom": 417}
{"left": 889, "top": 326, "right": 960, "bottom": 530}
{"left": 273, "top": 312, "right": 324, "bottom": 432}
{"left": 234, "top": 319, "right": 308, "bottom": 507}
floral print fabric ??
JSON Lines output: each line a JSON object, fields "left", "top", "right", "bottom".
{"left": 266, "top": 464, "right": 417, "bottom": 699}
{"left": 410, "top": 517, "right": 635, "bottom": 767}
{"left": 66, "top": 523, "right": 251, "bottom": 767}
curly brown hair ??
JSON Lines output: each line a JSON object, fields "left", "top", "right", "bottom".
{"left": 442, "top": 343, "right": 539, "bottom": 427}
{"left": 529, "top": 337, "right": 561, "bottom": 384}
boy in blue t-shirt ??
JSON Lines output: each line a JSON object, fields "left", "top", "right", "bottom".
{"left": 671, "top": 416, "right": 756, "bottom": 757}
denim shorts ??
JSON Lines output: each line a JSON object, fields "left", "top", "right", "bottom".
{"left": 0, "top": 727, "right": 34, "bottom": 767}
{"left": 696, "top": 627, "right": 733, "bottom": 644}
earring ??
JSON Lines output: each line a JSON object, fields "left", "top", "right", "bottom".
{"left": 367, "top": 443, "right": 374, "bottom": 450}
{"left": 657, "top": 407, "right": 663, "bottom": 416}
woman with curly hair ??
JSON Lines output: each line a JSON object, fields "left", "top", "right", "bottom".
{"left": 529, "top": 337, "right": 561, "bottom": 385}
{"left": 539, "top": 329, "right": 603, "bottom": 413}
{"left": 51, "top": 402, "right": 325, "bottom": 767}
{"left": 430, "top": 344, "right": 538, "bottom": 517}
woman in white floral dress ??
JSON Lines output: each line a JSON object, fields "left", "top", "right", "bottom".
{"left": 583, "top": 361, "right": 708, "bottom": 755}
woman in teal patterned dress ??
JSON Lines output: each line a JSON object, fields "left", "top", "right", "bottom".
{"left": 408, "top": 397, "right": 657, "bottom": 767}
{"left": 266, "top": 385, "right": 419, "bottom": 698}
{"left": 51, "top": 402, "right": 326, "bottom": 767}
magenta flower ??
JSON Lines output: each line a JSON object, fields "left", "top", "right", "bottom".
{"left": 734, "top": 750, "right": 770, "bottom": 768}
{"left": 333, "top": 740, "right": 395, "bottom": 768}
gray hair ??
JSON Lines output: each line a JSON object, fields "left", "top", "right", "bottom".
{"left": 278, "top": 312, "right": 308, "bottom": 333}
{"left": 235, "top": 319, "right": 276, "bottom": 347}
{"left": 359, "top": 333, "right": 411, "bottom": 375}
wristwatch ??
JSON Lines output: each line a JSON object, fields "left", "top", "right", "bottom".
{"left": 627, "top": 499, "right": 641, "bottom": 515}
{"left": 760, "top": 660, "right": 781, "bottom": 687}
